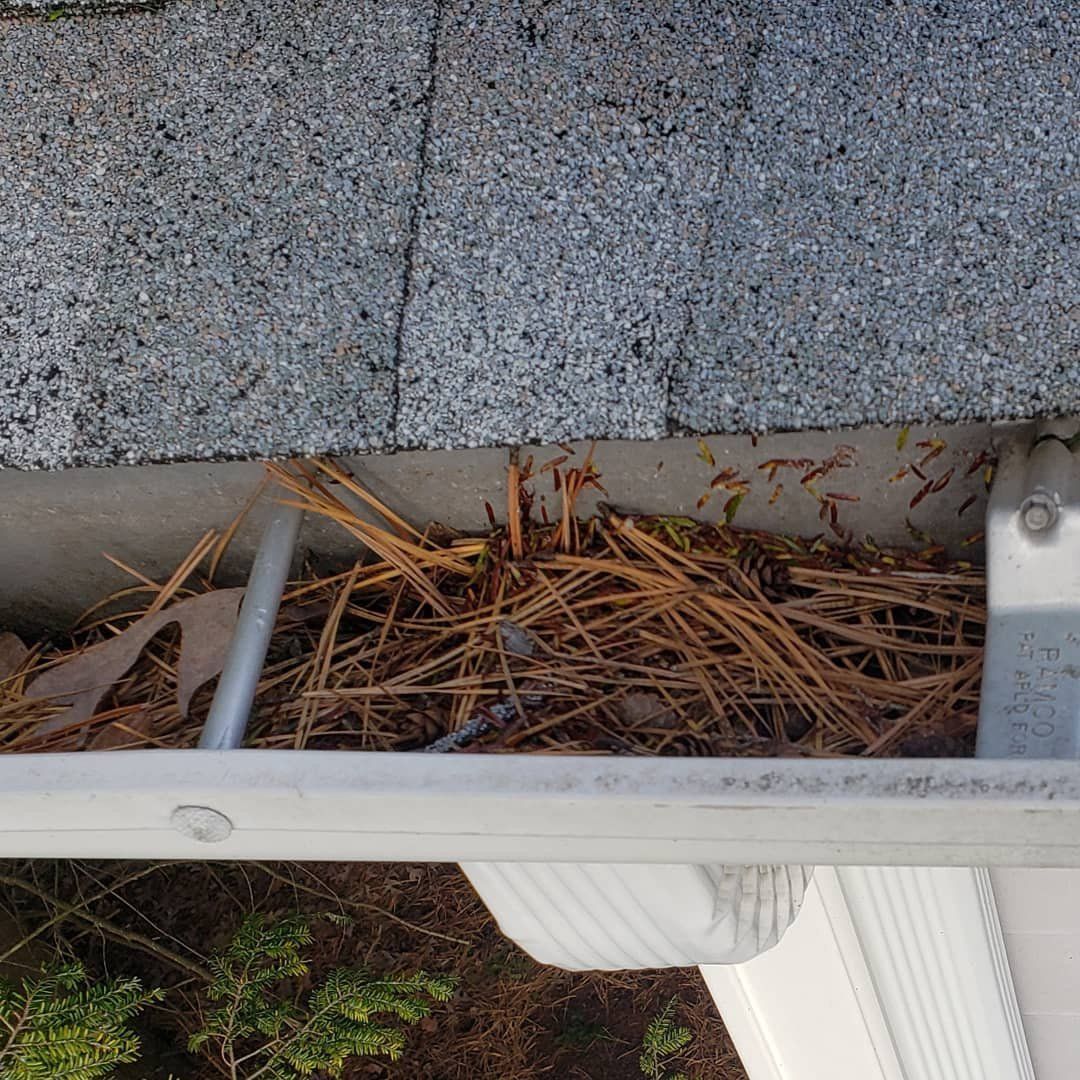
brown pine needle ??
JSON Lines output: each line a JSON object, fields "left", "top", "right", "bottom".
{"left": 208, "top": 475, "right": 268, "bottom": 582}
{"left": 145, "top": 530, "right": 219, "bottom": 616}
{"left": 507, "top": 448, "right": 524, "bottom": 561}
{"left": 3, "top": 459, "right": 986, "bottom": 763}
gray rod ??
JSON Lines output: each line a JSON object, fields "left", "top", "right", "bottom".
{"left": 199, "top": 494, "right": 304, "bottom": 750}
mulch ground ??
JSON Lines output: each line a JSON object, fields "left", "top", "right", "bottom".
{"left": 0, "top": 859, "right": 746, "bottom": 1079}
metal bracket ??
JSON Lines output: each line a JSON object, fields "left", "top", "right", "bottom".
{"left": 978, "top": 420, "right": 1080, "bottom": 759}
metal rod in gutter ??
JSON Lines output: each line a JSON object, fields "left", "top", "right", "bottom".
{"left": 199, "top": 494, "right": 304, "bottom": 750}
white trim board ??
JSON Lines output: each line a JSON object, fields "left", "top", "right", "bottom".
{"left": 7, "top": 752, "right": 1080, "bottom": 865}
{"left": 704, "top": 868, "right": 1033, "bottom": 1080}
{"left": 991, "top": 868, "right": 1080, "bottom": 1080}
{"left": 702, "top": 868, "right": 904, "bottom": 1080}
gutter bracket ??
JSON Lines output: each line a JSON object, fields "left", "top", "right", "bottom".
{"left": 978, "top": 420, "right": 1080, "bottom": 760}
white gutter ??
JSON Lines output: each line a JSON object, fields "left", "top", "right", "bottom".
{"left": 5, "top": 751, "right": 1080, "bottom": 865}
{"left": 12, "top": 427, "right": 1072, "bottom": 1076}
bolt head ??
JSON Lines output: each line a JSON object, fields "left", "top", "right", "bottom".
{"left": 1021, "top": 493, "right": 1058, "bottom": 532}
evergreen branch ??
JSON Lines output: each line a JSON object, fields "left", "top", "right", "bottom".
{"left": 191, "top": 915, "right": 456, "bottom": 1080}
{"left": 0, "top": 964, "right": 160, "bottom": 1080}
{"left": 639, "top": 997, "right": 693, "bottom": 1080}
{"left": 0, "top": 994, "right": 33, "bottom": 1070}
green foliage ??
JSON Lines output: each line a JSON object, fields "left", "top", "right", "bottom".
{"left": 554, "top": 1010, "right": 612, "bottom": 1051}
{"left": 190, "top": 914, "right": 456, "bottom": 1079}
{"left": 320, "top": 912, "right": 353, "bottom": 930}
{"left": 0, "top": 962, "right": 162, "bottom": 1080}
{"left": 639, "top": 996, "right": 693, "bottom": 1080}
{"left": 0, "top": 914, "right": 453, "bottom": 1080}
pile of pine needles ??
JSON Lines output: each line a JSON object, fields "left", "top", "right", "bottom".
{"left": 0, "top": 454, "right": 985, "bottom": 759}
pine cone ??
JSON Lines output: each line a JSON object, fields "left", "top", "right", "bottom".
{"left": 726, "top": 554, "right": 791, "bottom": 600}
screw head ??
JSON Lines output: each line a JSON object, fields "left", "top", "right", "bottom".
{"left": 171, "top": 805, "right": 233, "bottom": 843}
{"left": 1021, "top": 492, "right": 1058, "bottom": 532}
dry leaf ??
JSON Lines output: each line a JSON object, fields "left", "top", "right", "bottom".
{"left": 90, "top": 712, "right": 156, "bottom": 751}
{"left": 26, "top": 589, "right": 244, "bottom": 736}
{"left": 0, "top": 633, "right": 28, "bottom": 681}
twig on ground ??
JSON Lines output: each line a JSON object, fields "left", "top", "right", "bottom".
{"left": 0, "top": 873, "right": 212, "bottom": 981}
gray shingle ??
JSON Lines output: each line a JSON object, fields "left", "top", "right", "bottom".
{"left": 1, "top": 0, "right": 1077, "bottom": 469}
{"left": 1, "top": 0, "right": 435, "bottom": 466}
{"left": 396, "top": 0, "right": 756, "bottom": 449}
{"left": 671, "top": 1, "right": 1079, "bottom": 434}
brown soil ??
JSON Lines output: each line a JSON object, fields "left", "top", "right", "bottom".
{"left": 0, "top": 860, "right": 746, "bottom": 1079}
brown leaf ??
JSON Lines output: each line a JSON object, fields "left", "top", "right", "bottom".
{"left": 931, "top": 467, "right": 955, "bottom": 493}
{"left": 916, "top": 437, "right": 947, "bottom": 466}
{"left": 26, "top": 589, "right": 244, "bottom": 735}
{"left": 909, "top": 478, "right": 934, "bottom": 509}
{"left": 0, "top": 633, "right": 28, "bottom": 681}
{"left": 89, "top": 711, "right": 156, "bottom": 751}
{"left": 539, "top": 454, "right": 569, "bottom": 475}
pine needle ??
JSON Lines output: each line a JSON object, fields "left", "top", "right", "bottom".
{"left": 3, "top": 459, "right": 985, "bottom": 762}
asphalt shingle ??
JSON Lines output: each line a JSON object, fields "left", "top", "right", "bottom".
{"left": 0, "top": 0, "right": 1077, "bottom": 468}
{"left": 396, "top": 0, "right": 756, "bottom": 449}
{"left": 671, "top": 1, "right": 1079, "bottom": 434}
{"left": 1, "top": 0, "right": 434, "bottom": 466}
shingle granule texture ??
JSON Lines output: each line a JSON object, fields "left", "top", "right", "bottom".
{"left": 671, "top": 2, "right": 1079, "bottom": 434}
{"left": 0, "top": 0, "right": 1077, "bottom": 468}
{"left": 395, "top": 0, "right": 757, "bottom": 450}
{"left": 2, "top": 0, "right": 157, "bottom": 12}
{"left": 1, "top": 0, "right": 434, "bottom": 467}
